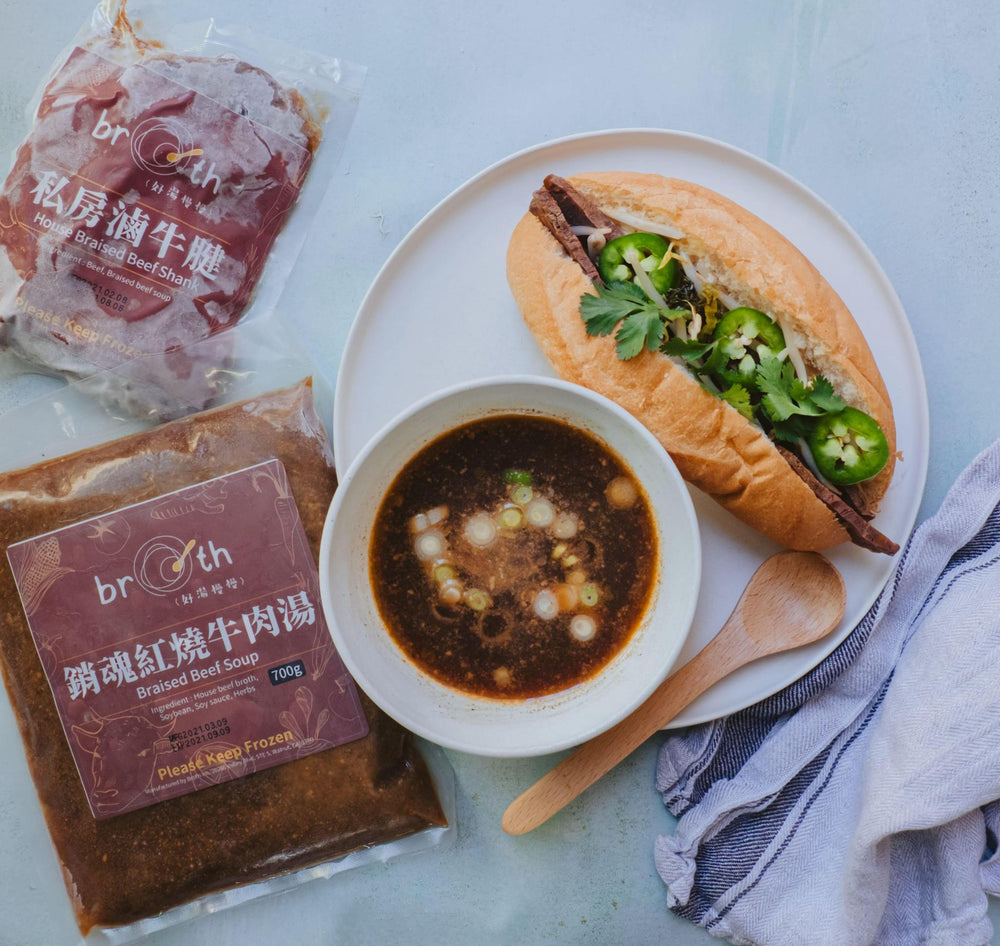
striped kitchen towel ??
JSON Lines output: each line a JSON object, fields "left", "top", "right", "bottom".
{"left": 656, "top": 439, "right": 1000, "bottom": 946}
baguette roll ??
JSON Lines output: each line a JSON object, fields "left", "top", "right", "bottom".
{"left": 505, "top": 172, "right": 896, "bottom": 552}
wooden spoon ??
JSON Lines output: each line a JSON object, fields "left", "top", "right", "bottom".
{"left": 502, "top": 550, "right": 846, "bottom": 835}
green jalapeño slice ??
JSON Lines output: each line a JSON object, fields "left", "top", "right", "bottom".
{"left": 808, "top": 407, "right": 889, "bottom": 486}
{"left": 598, "top": 233, "right": 682, "bottom": 295}
{"left": 711, "top": 307, "right": 786, "bottom": 386}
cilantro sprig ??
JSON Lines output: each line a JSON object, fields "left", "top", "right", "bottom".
{"left": 580, "top": 282, "right": 689, "bottom": 361}
{"left": 719, "top": 384, "right": 754, "bottom": 421}
{"left": 577, "top": 271, "right": 851, "bottom": 448}
{"left": 755, "top": 350, "right": 846, "bottom": 442}
{"left": 661, "top": 336, "right": 728, "bottom": 382}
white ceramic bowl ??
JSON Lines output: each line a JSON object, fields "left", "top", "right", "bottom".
{"left": 319, "top": 376, "right": 701, "bottom": 757}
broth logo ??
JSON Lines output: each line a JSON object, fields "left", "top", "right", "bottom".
{"left": 90, "top": 110, "right": 221, "bottom": 194}
{"left": 72, "top": 708, "right": 174, "bottom": 813}
{"left": 94, "top": 535, "right": 233, "bottom": 604}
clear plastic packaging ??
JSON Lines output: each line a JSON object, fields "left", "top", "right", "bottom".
{"left": 0, "top": 0, "right": 364, "bottom": 420}
{"left": 0, "top": 362, "right": 454, "bottom": 941}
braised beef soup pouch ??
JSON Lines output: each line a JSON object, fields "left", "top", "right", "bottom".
{"left": 0, "top": 378, "right": 451, "bottom": 941}
{"left": 0, "top": 0, "right": 364, "bottom": 419}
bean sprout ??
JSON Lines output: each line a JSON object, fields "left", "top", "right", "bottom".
{"left": 606, "top": 210, "right": 683, "bottom": 239}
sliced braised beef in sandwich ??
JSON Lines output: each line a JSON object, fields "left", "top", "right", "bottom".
{"left": 507, "top": 174, "right": 899, "bottom": 555}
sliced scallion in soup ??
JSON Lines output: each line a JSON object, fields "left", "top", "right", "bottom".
{"left": 369, "top": 415, "right": 658, "bottom": 700}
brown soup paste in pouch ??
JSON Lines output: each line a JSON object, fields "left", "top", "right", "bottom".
{"left": 0, "top": 379, "right": 446, "bottom": 935}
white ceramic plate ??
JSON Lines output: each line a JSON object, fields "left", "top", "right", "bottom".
{"left": 333, "top": 128, "right": 929, "bottom": 728}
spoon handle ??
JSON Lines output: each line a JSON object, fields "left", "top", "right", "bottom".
{"left": 501, "top": 626, "right": 756, "bottom": 836}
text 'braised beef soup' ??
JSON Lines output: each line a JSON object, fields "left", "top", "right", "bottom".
{"left": 369, "top": 415, "right": 658, "bottom": 699}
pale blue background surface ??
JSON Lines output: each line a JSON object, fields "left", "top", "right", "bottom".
{"left": 1, "top": 1, "right": 999, "bottom": 943}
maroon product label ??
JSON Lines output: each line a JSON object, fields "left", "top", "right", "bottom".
{"left": 0, "top": 44, "right": 312, "bottom": 369}
{"left": 6, "top": 460, "right": 367, "bottom": 819}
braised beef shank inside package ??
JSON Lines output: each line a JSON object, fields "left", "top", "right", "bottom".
{"left": 0, "top": 3, "right": 359, "bottom": 417}
{"left": 0, "top": 379, "right": 447, "bottom": 936}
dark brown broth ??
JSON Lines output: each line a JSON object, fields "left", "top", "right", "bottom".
{"left": 369, "top": 414, "right": 658, "bottom": 699}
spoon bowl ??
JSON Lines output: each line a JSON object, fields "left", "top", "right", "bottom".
{"left": 730, "top": 550, "right": 847, "bottom": 653}
{"left": 502, "top": 550, "right": 846, "bottom": 835}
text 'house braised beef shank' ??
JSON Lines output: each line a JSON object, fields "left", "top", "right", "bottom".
{"left": 0, "top": 32, "right": 320, "bottom": 415}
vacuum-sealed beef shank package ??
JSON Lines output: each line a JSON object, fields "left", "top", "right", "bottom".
{"left": 0, "top": 1, "right": 363, "bottom": 418}
{"left": 0, "top": 378, "right": 449, "bottom": 940}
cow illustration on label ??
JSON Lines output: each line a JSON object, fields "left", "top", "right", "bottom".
{"left": 71, "top": 709, "right": 174, "bottom": 814}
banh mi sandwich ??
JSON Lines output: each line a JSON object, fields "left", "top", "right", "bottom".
{"left": 505, "top": 173, "right": 898, "bottom": 554}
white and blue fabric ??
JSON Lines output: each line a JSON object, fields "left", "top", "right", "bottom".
{"left": 656, "top": 440, "right": 1000, "bottom": 946}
